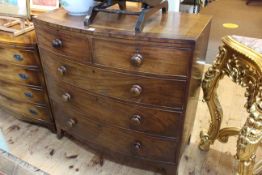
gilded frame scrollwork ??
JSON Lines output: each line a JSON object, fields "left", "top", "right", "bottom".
{"left": 199, "top": 36, "right": 262, "bottom": 175}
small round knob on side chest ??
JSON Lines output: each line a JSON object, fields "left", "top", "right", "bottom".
{"left": 62, "top": 93, "right": 71, "bottom": 102}
{"left": 130, "top": 53, "right": 143, "bottom": 67}
{"left": 57, "top": 66, "right": 67, "bottom": 76}
{"left": 52, "top": 39, "right": 63, "bottom": 48}
{"left": 133, "top": 141, "right": 143, "bottom": 152}
{"left": 130, "top": 85, "right": 142, "bottom": 97}
{"left": 130, "top": 115, "right": 142, "bottom": 125}
{"left": 67, "top": 118, "right": 77, "bottom": 128}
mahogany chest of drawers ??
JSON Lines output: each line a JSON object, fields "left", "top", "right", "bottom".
{"left": 34, "top": 9, "right": 211, "bottom": 174}
{"left": 0, "top": 30, "right": 54, "bottom": 131}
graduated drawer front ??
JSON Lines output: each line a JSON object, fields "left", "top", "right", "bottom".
{"left": 0, "top": 63, "right": 42, "bottom": 87}
{"left": 48, "top": 80, "right": 182, "bottom": 138}
{"left": 0, "top": 94, "right": 49, "bottom": 122}
{"left": 93, "top": 38, "right": 191, "bottom": 77}
{"left": 0, "top": 80, "right": 46, "bottom": 106}
{"left": 35, "top": 25, "right": 91, "bottom": 63}
{"left": 41, "top": 50, "right": 187, "bottom": 109}
{"left": 53, "top": 102, "right": 178, "bottom": 163}
{"left": 0, "top": 47, "right": 39, "bottom": 67}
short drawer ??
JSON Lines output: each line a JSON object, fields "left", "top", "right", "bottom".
{"left": 0, "top": 63, "right": 42, "bottom": 87}
{"left": 35, "top": 25, "right": 91, "bottom": 62}
{"left": 41, "top": 50, "right": 187, "bottom": 109}
{"left": 0, "top": 47, "right": 39, "bottom": 67}
{"left": 0, "top": 94, "right": 50, "bottom": 122}
{"left": 48, "top": 80, "right": 182, "bottom": 138}
{"left": 53, "top": 103, "right": 178, "bottom": 163}
{"left": 0, "top": 80, "right": 46, "bottom": 105}
{"left": 93, "top": 38, "right": 192, "bottom": 77}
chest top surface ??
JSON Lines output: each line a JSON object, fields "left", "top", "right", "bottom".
{"left": 0, "top": 30, "right": 36, "bottom": 47}
{"left": 33, "top": 8, "right": 211, "bottom": 42}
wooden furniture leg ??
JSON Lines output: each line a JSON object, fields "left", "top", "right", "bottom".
{"left": 236, "top": 98, "right": 262, "bottom": 175}
{"left": 199, "top": 35, "right": 262, "bottom": 174}
{"left": 199, "top": 46, "right": 228, "bottom": 151}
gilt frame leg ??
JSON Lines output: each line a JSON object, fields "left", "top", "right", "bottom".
{"left": 236, "top": 98, "right": 262, "bottom": 175}
{"left": 199, "top": 46, "right": 228, "bottom": 151}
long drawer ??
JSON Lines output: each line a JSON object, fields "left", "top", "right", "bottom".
{"left": 0, "top": 47, "right": 39, "bottom": 67}
{"left": 48, "top": 80, "right": 182, "bottom": 138}
{"left": 0, "top": 63, "right": 42, "bottom": 87}
{"left": 0, "top": 80, "right": 46, "bottom": 105}
{"left": 53, "top": 102, "right": 178, "bottom": 163}
{"left": 93, "top": 38, "right": 191, "bottom": 77}
{"left": 41, "top": 49, "right": 187, "bottom": 109}
{"left": 0, "top": 94, "right": 50, "bottom": 122}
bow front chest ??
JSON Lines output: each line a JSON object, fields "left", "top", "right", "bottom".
{"left": 34, "top": 8, "right": 211, "bottom": 174}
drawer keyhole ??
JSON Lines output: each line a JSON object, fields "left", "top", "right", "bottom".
{"left": 24, "top": 92, "right": 33, "bottom": 98}
{"left": 29, "top": 108, "right": 38, "bottom": 115}
{"left": 14, "top": 54, "right": 23, "bottom": 61}
{"left": 18, "top": 73, "right": 28, "bottom": 80}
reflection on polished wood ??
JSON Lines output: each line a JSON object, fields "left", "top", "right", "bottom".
{"left": 199, "top": 36, "right": 262, "bottom": 175}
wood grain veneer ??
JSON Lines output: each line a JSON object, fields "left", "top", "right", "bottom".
{"left": 0, "top": 30, "right": 55, "bottom": 131}
{"left": 34, "top": 8, "right": 211, "bottom": 175}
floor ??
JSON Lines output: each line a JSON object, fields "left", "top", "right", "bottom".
{"left": 200, "top": 0, "right": 262, "bottom": 63}
{"left": 0, "top": 74, "right": 261, "bottom": 175}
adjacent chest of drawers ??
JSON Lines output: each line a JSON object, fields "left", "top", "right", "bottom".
{"left": 0, "top": 30, "right": 54, "bottom": 131}
{"left": 34, "top": 9, "right": 211, "bottom": 174}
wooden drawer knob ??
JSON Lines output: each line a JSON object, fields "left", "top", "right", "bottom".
{"left": 130, "top": 53, "right": 143, "bottom": 67}
{"left": 52, "top": 39, "right": 63, "bottom": 48}
{"left": 67, "top": 118, "right": 77, "bottom": 128}
{"left": 57, "top": 66, "right": 67, "bottom": 76}
{"left": 130, "top": 85, "right": 142, "bottom": 97}
{"left": 14, "top": 54, "right": 23, "bottom": 61}
{"left": 133, "top": 141, "right": 142, "bottom": 152}
{"left": 62, "top": 93, "right": 71, "bottom": 102}
{"left": 130, "top": 115, "right": 142, "bottom": 125}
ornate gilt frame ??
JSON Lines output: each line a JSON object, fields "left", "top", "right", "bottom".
{"left": 199, "top": 36, "right": 262, "bottom": 175}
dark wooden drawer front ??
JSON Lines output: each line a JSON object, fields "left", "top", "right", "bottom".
{"left": 0, "top": 94, "right": 50, "bottom": 122}
{"left": 35, "top": 25, "right": 91, "bottom": 62}
{"left": 41, "top": 50, "right": 186, "bottom": 109}
{"left": 48, "top": 80, "right": 182, "bottom": 138}
{"left": 93, "top": 38, "right": 191, "bottom": 77}
{"left": 0, "top": 47, "right": 39, "bottom": 67}
{"left": 0, "top": 64, "right": 42, "bottom": 86}
{"left": 53, "top": 103, "right": 178, "bottom": 163}
{"left": 0, "top": 81, "right": 46, "bottom": 105}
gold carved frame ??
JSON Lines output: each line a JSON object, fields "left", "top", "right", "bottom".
{"left": 199, "top": 36, "right": 262, "bottom": 175}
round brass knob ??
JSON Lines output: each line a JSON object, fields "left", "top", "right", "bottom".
{"left": 52, "top": 39, "right": 63, "bottom": 48}
{"left": 57, "top": 66, "right": 67, "bottom": 76}
{"left": 130, "top": 115, "right": 142, "bottom": 125}
{"left": 130, "top": 85, "right": 142, "bottom": 97}
{"left": 62, "top": 93, "right": 71, "bottom": 102}
{"left": 130, "top": 53, "right": 143, "bottom": 67}
{"left": 67, "top": 118, "right": 76, "bottom": 128}
{"left": 133, "top": 141, "right": 142, "bottom": 152}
